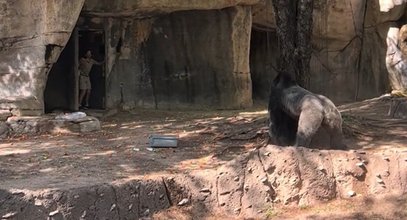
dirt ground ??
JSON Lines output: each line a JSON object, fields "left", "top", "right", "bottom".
{"left": 1, "top": 96, "right": 407, "bottom": 219}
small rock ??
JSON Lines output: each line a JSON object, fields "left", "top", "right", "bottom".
{"left": 377, "top": 179, "right": 384, "bottom": 184}
{"left": 318, "top": 166, "right": 325, "bottom": 171}
{"left": 376, "top": 174, "right": 381, "bottom": 178}
{"left": 264, "top": 152, "right": 271, "bottom": 156}
{"left": 261, "top": 177, "right": 268, "bottom": 183}
{"left": 133, "top": 147, "right": 140, "bottom": 152}
{"left": 220, "top": 202, "right": 226, "bottom": 206}
{"left": 178, "top": 198, "right": 189, "bottom": 206}
{"left": 247, "top": 167, "right": 253, "bottom": 173}
{"left": 234, "top": 208, "right": 241, "bottom": 213}
{"left": 246, "top": 205, "right": 253, "bottom": 209}
{"left": 34, "top": 199, "right": 42, "bottom": 206}
{"left": 128, "top": 204, "right": 133, "bottom": 210}
{"left": 244, "top": 185, "right": 250, "bottom": 191}
{"left": 81, "top": 210, "right": 87, "bottom": 218}
{"left": 358, "top": 151, "right": 366, "bottom": 155}
{"left": 348, "top": 190, "right": 356, "bottom": 197}
{"left": 74, "top": 194, "right": 80, "bottom": 199}
{"left": 383, "top": 157, "right": 390, "bottom": 161}
{"left": 234, "top": 176, "right": 240, "bottom": 182}
{"left": 99, "top": 193, "right": 104, "bottom": 197}
{"left": 146, "top": 147, "right": 155, "bottom": 152}
{"left": 49, "top": 210, "right": 59, "bottom": 217}
{"left": 110, "top": 204, "right": 116, "bottom": 211}
{"left": 159, "top": 194, "right": 165, "bottom": 199}
{"left": 356, "top": 162, "right": 365, "bottom": 167}
{"left": 143, "top": 209, "right": 150, "bottom": 216}
{"left": 2, "top": 212, "right": 17, "bottom": 219}
{"left": 200, "top": 188, "right": 211, "bottom": 193}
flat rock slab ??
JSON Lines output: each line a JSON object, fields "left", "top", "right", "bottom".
{"left": 6, "top": 115, "right": 101, "bottom": 135}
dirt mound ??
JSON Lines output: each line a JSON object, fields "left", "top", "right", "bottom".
{"left": 2, "top": 145, "right": 407, "bottom": 219}
{"left": 213, "top": 145, "right": 407, "bottom": 218}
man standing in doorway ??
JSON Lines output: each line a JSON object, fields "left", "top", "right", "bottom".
{"left": 78, "top": 50, "right": 104, "bottom": 109}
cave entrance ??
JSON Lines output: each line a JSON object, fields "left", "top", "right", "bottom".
{"left": 44, "top": 29, "right": 106, "bottom": 113}
{"left": 44, "top": 31, "right": 77, "bottom": 113}
{"left": 78, "top": 29, "right": 106, "bottom": 110}
{"left": 249, "top": 29, "right": 278, "bottom": 103}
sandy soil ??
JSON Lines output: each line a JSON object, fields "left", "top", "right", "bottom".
{"left": 1, "top": 96, "right": 406, "bottom": 219}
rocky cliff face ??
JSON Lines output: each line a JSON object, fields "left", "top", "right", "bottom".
{"left": 0, "top": 0, "right": 85, "bottom": 115}
{"left": 1, "top": 0, "right": 407, "bottom": 115}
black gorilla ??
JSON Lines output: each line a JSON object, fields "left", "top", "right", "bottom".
{"left": 268, "top": 72, "right": 346, "bottom": 149}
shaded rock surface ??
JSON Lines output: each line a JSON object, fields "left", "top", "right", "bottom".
{"left": 388, "top": 97, "right": 407, "bottom": 119}
{"left": 0, "top": 121, "right": 8, "bottom": 139}
{"left": 83, "top": 0, "right": 260, "bottom": 16}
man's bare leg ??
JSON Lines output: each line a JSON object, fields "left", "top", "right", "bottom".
{"left": 79, "top": 89, "right": 86, "bottom": 107}
{"left": 84, "top": 89, "right": 91, "bottom": 107}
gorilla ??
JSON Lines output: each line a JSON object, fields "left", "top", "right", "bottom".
{"left": 268, "top": 72, "right": 346, "bottom": 149}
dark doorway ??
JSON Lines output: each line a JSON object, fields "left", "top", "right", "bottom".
{"left": 249, "top": 30, "right": 279, "bottom": 102}
{"left": 44, "top": 33, "right": 76, "bottom": 113}
{"left": 78, "top": 30, "right": 106, "bottom": 109}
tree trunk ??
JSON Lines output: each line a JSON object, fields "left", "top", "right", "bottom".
{"left": 272, "top": 0, "right": 314, "bottom": 88}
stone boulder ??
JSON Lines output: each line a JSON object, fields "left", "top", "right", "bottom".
{"left": 6, "top": 115, "right": 101, "bottom": 135}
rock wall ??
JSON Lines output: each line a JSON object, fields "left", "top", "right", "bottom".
{"left": 2, "top": 0, "right": 407, "bottom": 115}
{"left": 0, "top": 0, "right": 85, "bottom": 116}
{"left": 81, "top": 6, "right": 253, "bottom": 110}
{"left": 143, "top": 7, "right": 252, "bottom": 109}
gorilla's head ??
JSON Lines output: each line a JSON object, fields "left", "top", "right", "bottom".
{"left": 273, "top": 72, "right": 297, "bottom": 89}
